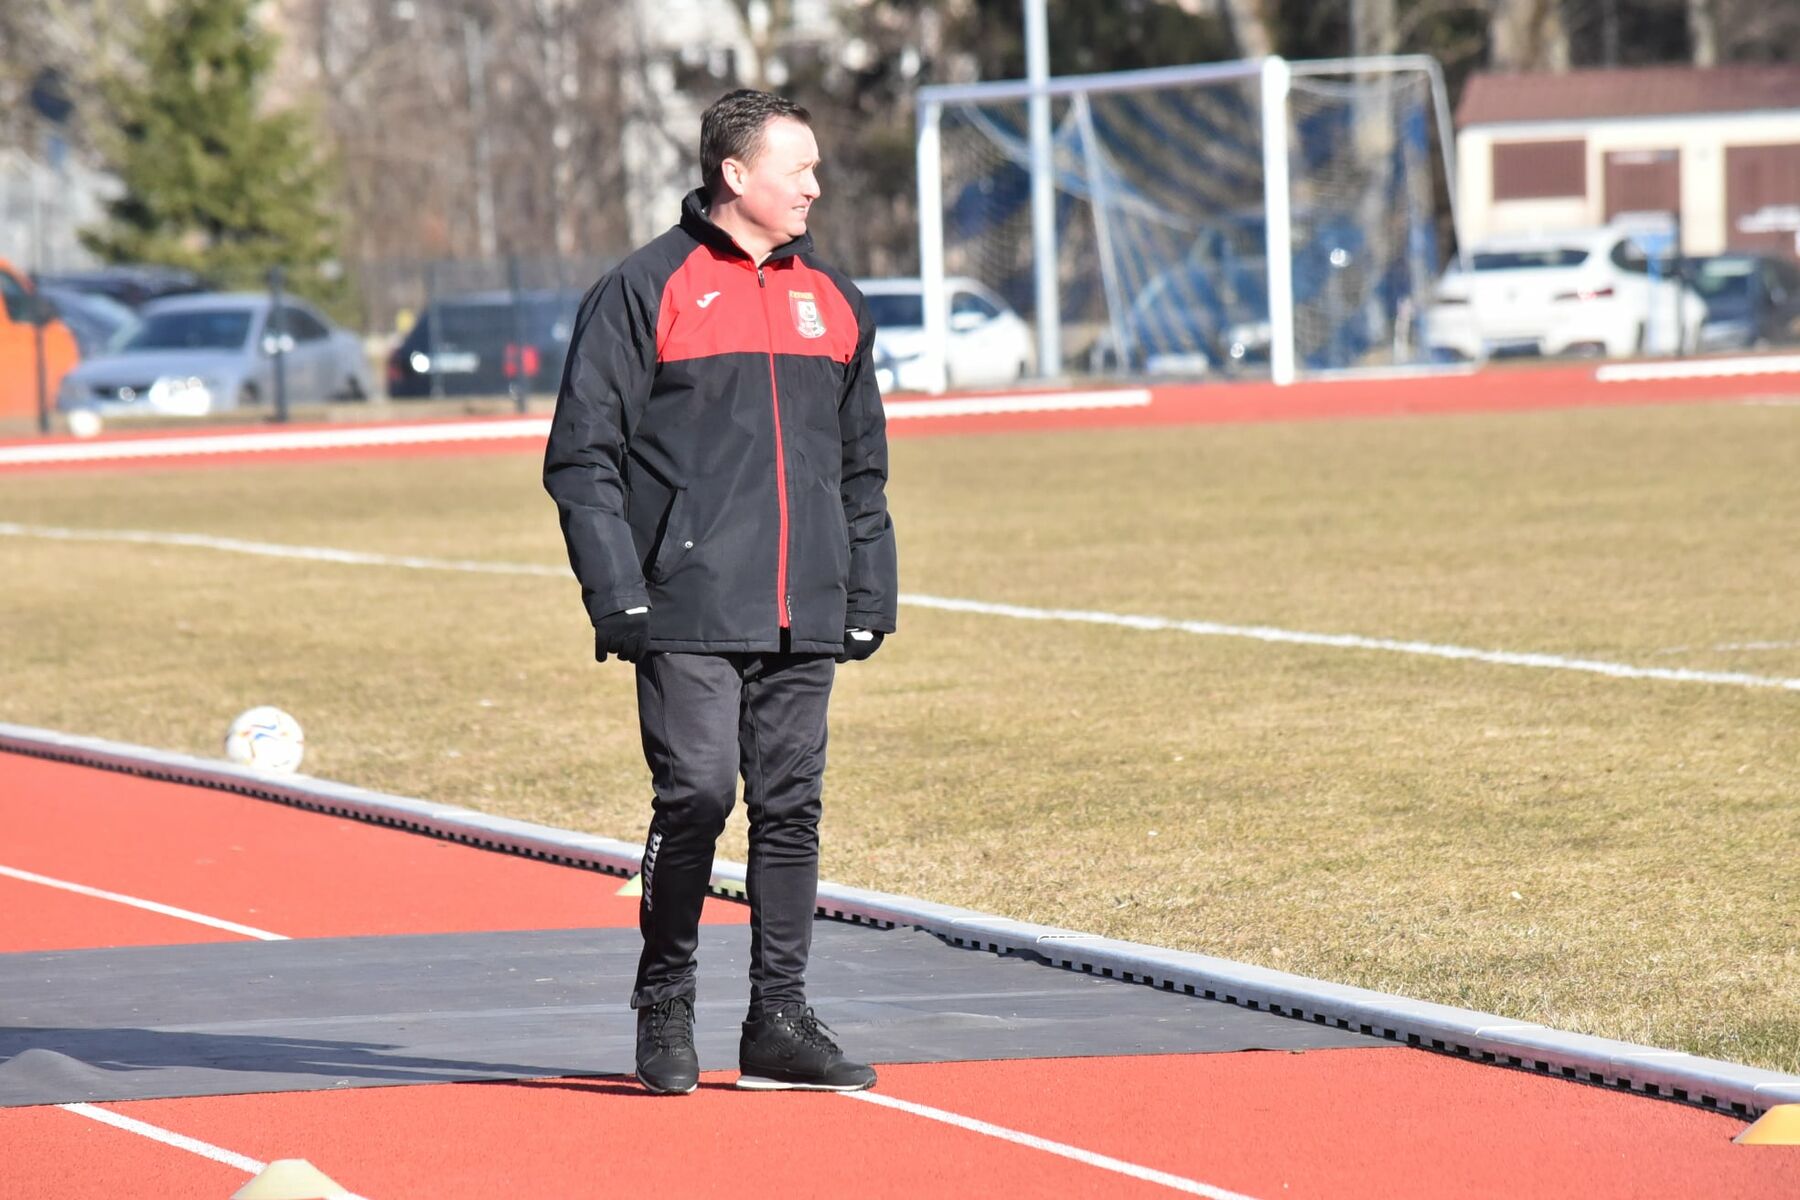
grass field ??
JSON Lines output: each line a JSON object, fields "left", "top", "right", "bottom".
{"left": 2, "top": 398, "right": 1797, "bottom": 1073}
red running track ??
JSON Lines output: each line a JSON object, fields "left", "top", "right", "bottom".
{"left": 3, "top": 358, "right": 1795, "bottom": 477}
{"left": 2, "top": 752, "right": 1794, "bottom": 1197}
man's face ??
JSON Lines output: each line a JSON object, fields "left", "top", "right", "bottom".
{"left": 724, "top": 117, "right": 820, "bottom": 243}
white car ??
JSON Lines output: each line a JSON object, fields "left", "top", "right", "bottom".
{"left": 1425, "top": 228, "right": 1706, "bottom": 361}
{"left": 856, "top": 276, "right": 1035, "bottom": 392}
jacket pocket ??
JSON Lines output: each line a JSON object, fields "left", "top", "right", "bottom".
{"left": 646, "top": 485, "right": 690, "bottom": 583}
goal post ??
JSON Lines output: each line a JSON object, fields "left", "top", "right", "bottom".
{"left": 913, "top": 55, "right": 1462, "bottom": 392}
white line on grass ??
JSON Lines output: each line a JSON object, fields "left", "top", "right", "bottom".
{"left": 0, "top": 521, "right": 567, "bottom": 576}
{"left": 899, "top": 594, "right": 1800, "bottom": 692}
{"left": 0, "top": 864, "right": 287, "bottom": 940}
{"left": 4, "top": 522, "right": 1797, "bottom": 693}
{"left": 58, "top": 1104, "right": 371, "bottom": 1198}
{"left": 843, "top": 1090, "right": 1263, "bottom": 1199}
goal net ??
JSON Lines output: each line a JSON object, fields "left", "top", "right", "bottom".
{"left": 915, "top": 56, "right": 1455, "bottom": 388}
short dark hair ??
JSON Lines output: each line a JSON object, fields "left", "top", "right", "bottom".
{"left": 700, "top": 89, "right": 811, "bottom": 198}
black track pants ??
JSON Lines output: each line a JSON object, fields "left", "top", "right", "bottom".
{"left": 630, "top": 650, "right": 835, "bottom": 1012}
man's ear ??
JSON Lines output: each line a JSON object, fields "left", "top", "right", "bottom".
{"left": 720, "top": 156, "right": 750, "bottom": 198}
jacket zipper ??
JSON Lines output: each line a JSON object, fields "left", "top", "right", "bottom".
{"left": 757, "top": 264, "right": 792, "bottom": 629}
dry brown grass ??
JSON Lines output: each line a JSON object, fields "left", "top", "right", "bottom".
{"left": 1, "top": 399, "right": 1796, "bottom": 1071}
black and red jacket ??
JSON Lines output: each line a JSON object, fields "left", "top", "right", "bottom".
{"left": 545, "top": 189, "right": 898, "bottom": 656}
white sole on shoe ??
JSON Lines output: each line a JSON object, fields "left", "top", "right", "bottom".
{"left": 735, "top": 1074, "right": 875, "bottom": 1092}
{"left": 637, "top": 1077, "right": 698, "bottom": 1095}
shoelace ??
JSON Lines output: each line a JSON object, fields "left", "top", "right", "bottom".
{"left": 777, "top": 1006, "right": 841, "bottom": 1053}
{"left": 647, "top": 998, "right": 694, "bottom": 1050}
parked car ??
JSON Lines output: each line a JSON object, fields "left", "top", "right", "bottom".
{"left": 1425, "top": 227, "right": 1706, "bottom": 361}
{"left": 35, "top": 265, "right": 211, "bottom": 310}
{"left": 387, "top": 289, "right": 582, "bottom": 398}
{"left": 37, "top": 285, "right": 140, "bottom": 359}
{"left": 1680, "top": 253, "right": 1800, "bottom": 351}
{"left": 0, "top": 257, "right": 81, "bottom": 420}
{"left": 855, "top": 276, "right": 1034, "bottom": 392}
{"left": 57, "top": 292, "right": 373, "bottom": 416}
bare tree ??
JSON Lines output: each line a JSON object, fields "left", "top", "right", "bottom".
{"left": 1686, "top": 0, "right": 1717, "bottom": 66}
{"left": 1488, "top": 0, "right": 1570, "bottom": 70}
{"left": 1215, "top": 0, "right": 1273, "bottom": 58}
{"left": 1352, "top": 0, "right": 1400, "bottom": 56}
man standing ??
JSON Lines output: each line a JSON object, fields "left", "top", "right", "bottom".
{"left": 544, "top": 89, "right": 897, "bottom": 1096}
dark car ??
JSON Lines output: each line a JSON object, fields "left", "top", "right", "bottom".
{"left": 387, "top": 289, "right": 581, "bottom": 398}
{"left": 1682, "top": 254, "right": 1800, "bottom": 352}
{"left": 35, "top": 266, "right": 212, "bottom": 310}
{"left": 38, "top": 285, "right": 140, "bottom": 358}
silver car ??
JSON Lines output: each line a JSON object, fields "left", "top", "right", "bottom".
{"left": 57, "top": 292, "right": 373, "bottom": 415}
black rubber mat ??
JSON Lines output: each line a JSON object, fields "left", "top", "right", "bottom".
{"left": 0, "top": 922, "right": 1383, "bottom": 1106}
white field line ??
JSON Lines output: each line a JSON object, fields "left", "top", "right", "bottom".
{"left": 844, "top": 1090, "right": 1262, "bottom": 1199}
{"left": 900, "top": 594, "right": 1800, "bottom": 692}
{"left": 58, "top": 1104, "right": 371, "bottom": 1199}
{"left": 3, "top": 522, "right": 1797, "bottom": 694}
{"left": 0, "top": 521, "right": 567, "bottom": 577}
{"left": 1596, "top": 355, "right": 1800, "bottom": 383}
{"left": 0, "top": 390, "right": 1152, "bottom": 468}
{"left": 0, "top": 863, "right": 287, "bottom": 940}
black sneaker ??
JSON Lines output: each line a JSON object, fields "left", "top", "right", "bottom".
{"left": 737, "top": 1003, "right": 877, "bottom": 1091}
{"left": 635, "top": 996, "right": 698, "bottom": 1095}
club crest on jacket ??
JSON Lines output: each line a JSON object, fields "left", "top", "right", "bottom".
{"left": 789, "top": 291, "right": 826, "bottom": 339}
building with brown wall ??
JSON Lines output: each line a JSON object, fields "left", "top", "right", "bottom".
{"left": 1454, "top": 64, "right": 1800, "bottom": 263}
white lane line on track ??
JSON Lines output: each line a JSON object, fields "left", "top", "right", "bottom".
{"left": 59, "top": 1104, "right": 372, "bottom": 1199}
{"left": 844, "top": 1090, "right": 1263, "bottom": 1199}
{"left": 59, "top": 1104, "right": 267, "bottom": 1173}
{"left": 3, "top": 522, "right": 1796, "bottom": 694}
{"left": 882, "top": 389, "right": 1151, "bottom": 419}
{"left": 0, "top": 418, "right": 552, "bottom": 466}
{"left": 1596, "top": 355, "right": 1800, "bottom": 382}
{"left": 0, "top": 390, "right": 1152, "bottom": 468}
{"left": 0, "top": 864, "right": 287, "bottom": 941}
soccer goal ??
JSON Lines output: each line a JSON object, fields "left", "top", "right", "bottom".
{"left": 913, "top": 55, "right": 1463, "bottom": 391}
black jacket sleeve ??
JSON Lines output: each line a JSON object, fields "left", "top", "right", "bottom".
{"left": 839, "top": 293, "right": 899, "bottom": 633}
{"left": 543, "top": 266, "right": 659, "bottom": 625}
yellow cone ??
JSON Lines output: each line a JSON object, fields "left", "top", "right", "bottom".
{"left": 1735, "top": 1104, "right": 1800, "bottom": 1146}
{"left": 232, "top": 1159, "right": 352, "bottom": 1199}
{"left": 616, "top": 874, "right": 642, "bottom": 896}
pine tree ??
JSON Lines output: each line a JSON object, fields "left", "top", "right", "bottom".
{"left": 82, "top": 0, "right": 343, "bottom": 305}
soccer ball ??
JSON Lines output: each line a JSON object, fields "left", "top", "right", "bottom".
{"left": 224, "top": 706, "right": 305, "bottom": 773}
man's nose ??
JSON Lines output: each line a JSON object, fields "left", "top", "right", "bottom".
{"left": 802, "top": 169, "right": 821, "bottom": 199}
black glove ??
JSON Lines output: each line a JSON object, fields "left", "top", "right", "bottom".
{"left": 840, "top": 627, "right": 884, "bottom": 662}
{"left": 594, "top": 608, "right": 650, "bottom": 663}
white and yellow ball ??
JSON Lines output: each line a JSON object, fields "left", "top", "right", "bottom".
{"left": 224, "top": 706, "right": 305, "bottom": 773}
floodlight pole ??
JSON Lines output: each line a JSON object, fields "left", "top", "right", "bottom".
{"left": 1260, "top": 55, "right": 1296, "bottom": 386}
{"left": 267, "top": 266, "right": 290, "bottom": 423}
{"left": 1025, "top": 0, "right": 1061, "bottom": 378}
{"left": 916, "top": 99, "right": 950, "bottom": 395}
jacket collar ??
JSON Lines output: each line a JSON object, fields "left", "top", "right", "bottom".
{"left": 680, "top": 188, "right": 813, "bottom": 265}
